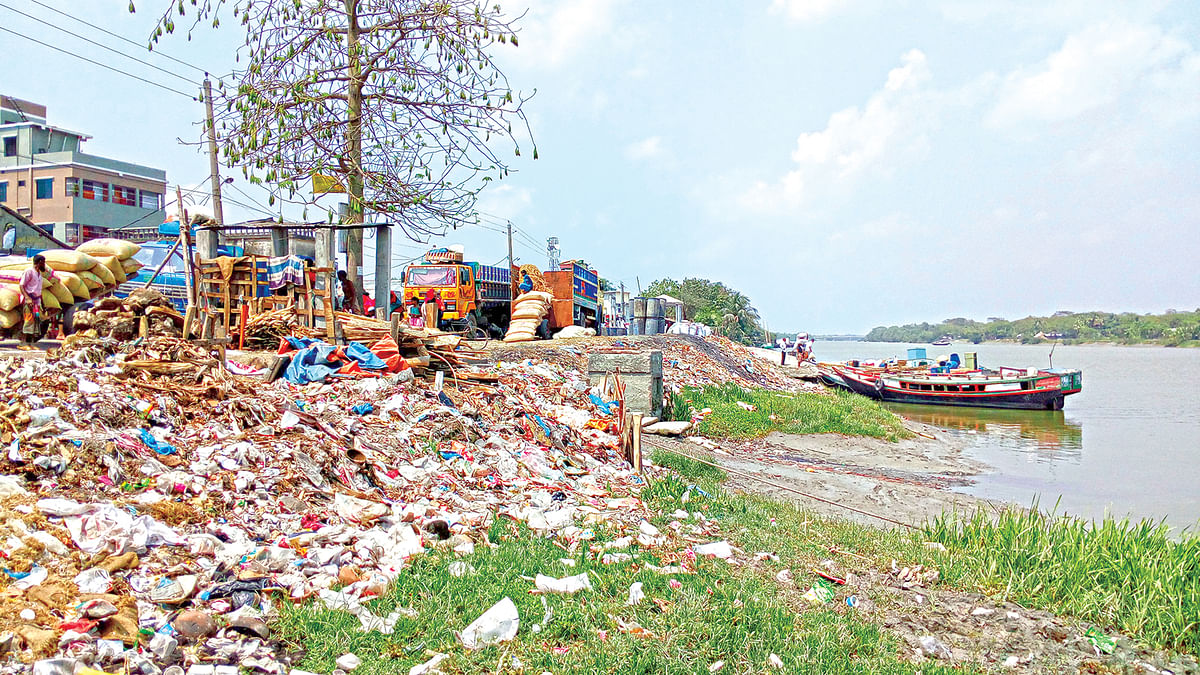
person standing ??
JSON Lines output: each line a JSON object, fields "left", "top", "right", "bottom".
{"left": 421, "top": 288, "right": 442, "bottom": 331}
{"left": 362, "top": 292, "right": 375, "bottom": 316}
{"left": 18, "top": 255, "right": 52, "bottom": 350}
{"left": 337, "top": 270, "right": 361, "bottom": 314}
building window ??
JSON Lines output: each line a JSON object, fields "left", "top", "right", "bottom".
{"left": 79, "top": 179, "right": 108, "bottom": 202}
{"left": 35, "top": 177, "right": 53, "bottom": 199}
{"left": 66, "top": 177, "right": 80, "bottom": 197}
{"left": 138, "top": 190, "right": 161, "bottom": 210}
{"left": 0, "top": 181, "right": 7, "bottom": 202}
{"left": 113, "top": 185, "right": 137, "bottom": 206}
{"left": 2, "top": 137, "right": 14, "bottom": 157}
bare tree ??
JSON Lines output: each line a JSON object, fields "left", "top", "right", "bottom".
{"left": 144, "top": 0, "right": 534, "bottom": 288}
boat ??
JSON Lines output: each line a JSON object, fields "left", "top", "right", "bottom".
{"left": 931, "top": 337, "right": 952, "bottom": 346}
{"left": 817, "top": 358, "right": 1082, "bottom": 410}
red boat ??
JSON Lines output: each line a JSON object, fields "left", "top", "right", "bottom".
{"left": 818, "top": 361, "right": 1082, "bottom": 410}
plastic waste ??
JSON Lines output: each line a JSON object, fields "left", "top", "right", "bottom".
{"left": 408, "top": 653, "right": 449, "bottom": 675}
{"left": 28, "top": 407, "right": 60, "bottom": 428}
{"left": 459, "top": 597, "right": 519, "bottom": 650}
{"left": 534, "top": 573, "right": 592, "bottom": 594}
{"left": 801, "top": 579, "right": 835, "bottom": 604}
{"left": 626, "top": 582, "right": 645, "bottom": 606}
{"left": 919, "top": 635, "right": 953, "bottom": 660}
{"left": 693, "top": 541, "right": 734, "bottom": 559}
{"left": 335, "top": 654, "right": 362, "bottom": 671}
{"left": 1085, "top": 627, "right": 1117, "bottom": 655}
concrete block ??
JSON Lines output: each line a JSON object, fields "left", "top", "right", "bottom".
{"left": 588, "top": 350, "right": 663, "bottom": 417}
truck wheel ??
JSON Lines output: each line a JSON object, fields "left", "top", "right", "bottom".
{"left": 536, "top": 319, "right": 551, "bottom": 340}
{"left": 465, "top": 312, "right": 485, "bottom": 339}
{"left": 62, "top": 305, "right": 78, "bottom": 336}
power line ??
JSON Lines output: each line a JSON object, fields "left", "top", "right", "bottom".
{"left": 0, "top": 1, "right": 200, "bottom": 86}
{"left": 0, "top": 25, "right": 197, "bottom": 100}
{"left": 26, "top": 0, "right": 211, "bottom": 76}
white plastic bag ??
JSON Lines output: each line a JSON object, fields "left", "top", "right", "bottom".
{"left": 534, "top": 573, "right": 592, "bottom": 594}
{"left": 459, "top": 597, "right": 519, "bottom": 649}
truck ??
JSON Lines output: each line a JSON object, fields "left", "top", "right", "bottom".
{"left": 400, "top": 248, "right": 600, "bottom": 338}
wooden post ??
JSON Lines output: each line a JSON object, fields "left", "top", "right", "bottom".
{"left": 174, "top": 186, "right": 195, "bottom": 308}
{"left": 182, "top": 304, "right": 197, "bottom": 339}
{"left": 238, "top": 303, "right": 248, "bottom": 350}
{"left": 631, "top": 413, "right": 643, "bottom": 474}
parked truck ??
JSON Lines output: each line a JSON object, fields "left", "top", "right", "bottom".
{"left": 400, "top": 248, "right": 600, "bottom": 338}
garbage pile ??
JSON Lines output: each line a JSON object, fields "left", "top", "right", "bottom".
{"left": 69, "top": 290, "right": 183, "bottom": 340}
{"left": 494, "top": 334, "right": 805, "bottom": 392}
{"left": 0, "top": 333, "right": 643, "bottom": 674}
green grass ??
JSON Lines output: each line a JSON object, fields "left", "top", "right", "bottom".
{"left": 668, "top": 383, "right": 910, "bottom": 441}
{"left": 654, "top": 448, "right": 1200, "bottom": 656}
{"left": 923, "top": 507, "right": 1200, "bottom": 654}
{"left": 273, "top": 452, "right": 963, "bottom": 675}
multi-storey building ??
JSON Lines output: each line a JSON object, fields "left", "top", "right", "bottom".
{"left": 0, "top": 95, "right": 167, "bottom": 245}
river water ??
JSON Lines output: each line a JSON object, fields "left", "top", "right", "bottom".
{"left": 812, "top": 340, "right": 1200, "bottom": 531}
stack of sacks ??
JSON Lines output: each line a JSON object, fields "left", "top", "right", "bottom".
{"left": 503, "top": 290, "right": 553, "bottom": 343}
{"left": 0, "top": 259, "right": 76, "bottom": 329}
{"left": 76, "top": 238, "right": 143, "bottom": 281}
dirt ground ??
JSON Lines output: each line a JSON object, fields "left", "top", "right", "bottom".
{"left": 651, "top": 422, "right": 993, "bottom": 530}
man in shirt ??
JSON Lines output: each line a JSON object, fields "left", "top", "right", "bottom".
{"left": 18, "top": 255, "right": 52, "bottom": 350}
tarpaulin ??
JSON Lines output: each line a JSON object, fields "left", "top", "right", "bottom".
{"left": 280, "top": 337, "right": 389, "bottom": 384}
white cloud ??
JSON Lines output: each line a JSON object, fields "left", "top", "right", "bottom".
{"left": 476, "top": 184, "right": 534, "bottom": 219}
{"left": 624, "top": 136, "right": 663, "bottom": 161}
{"left": 988, "top": 22, "right": 1197, "bottom": 127}
{"left": 740, "top": 49, "right": 936, "bottom": 212}
{"left": 508, "top": 0, "right": 622, "bottom": 68}
{"left": 768, "top": 0, "right": 846, "bottom": 22}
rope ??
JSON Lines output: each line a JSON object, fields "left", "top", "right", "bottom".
{"left": 641, "top": 437, "right": 919, "bottom": 530}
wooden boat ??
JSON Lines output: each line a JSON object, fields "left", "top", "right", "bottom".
{"left": 818, "top": 361, "right": 1082, "bottom": 410}
{"left": 931, "top": 337, "right": 952, "bottom": 346}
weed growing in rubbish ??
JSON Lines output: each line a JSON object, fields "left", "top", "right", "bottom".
{"left": 668, "top": 383, "right": 910, "bottom": 441}
{"left": 923, "top": 507, "right": 1200, "bottom": 655}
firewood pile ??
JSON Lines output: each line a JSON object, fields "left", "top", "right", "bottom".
{"left": 70, "top": 289, "right": 184, "bottom": 340}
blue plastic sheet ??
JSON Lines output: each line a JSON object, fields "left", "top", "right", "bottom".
{"left": 282, "top": 337, "right": 388, "bottom": 385}
{"left": 351, "top": 403, "right": 374, "bottom": 415}
{"left": 140, "top": 428, "right": 178, "bottom": 455}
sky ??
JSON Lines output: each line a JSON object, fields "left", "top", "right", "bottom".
{"left": 1, "top": 0, "right": 1197, "bottom": 333}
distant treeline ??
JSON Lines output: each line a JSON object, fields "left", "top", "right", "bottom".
{"left": 865, "top": 310, "right": 1200, "bottom": 346}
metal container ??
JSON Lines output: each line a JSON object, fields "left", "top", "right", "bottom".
{"left": 907, "top": 347, "right": 927, "bottom": 360}
{"left": 644, "top": 317, "right": 663, "bottom": 335}
{"left": 633, "top": 297, "right": 648, "bottom": 319}
{"left": 631, "top": 318, "right": 646, "bottom": 335}
{"left": 964, "top": 352, "right": 978, "bottom": 369}
{"left": 645, "top": 297, "right": 662, "bottom": 319}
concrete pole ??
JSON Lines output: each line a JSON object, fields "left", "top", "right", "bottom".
{"left": 373, "top": 224, "right": 390, "bottom": 320}
{"left": 270, "top": 225, "right": 287, "bottom": 257}
{"left": 199, "top": 78, "right": 222, "bottom": 260}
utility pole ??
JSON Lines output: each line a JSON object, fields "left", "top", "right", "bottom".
{"left": 200, "top": 78, "right": 223, "bottom": 260}
{"left": 506, "top": 220, "right": 515, "bottom": 300}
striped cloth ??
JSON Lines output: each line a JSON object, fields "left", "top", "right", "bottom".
{"left": 265, "top": 255, "right": 306, "bottom": 290}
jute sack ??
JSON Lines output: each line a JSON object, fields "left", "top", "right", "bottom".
{"left": 93, "top": 255, "right": 128, "bottom": 284}
{"left": 0, "top": 286, "right": 20, "bottom": 311}
{"left": 511, "top": 305, "right": 546, "bottom": 321}
{"left": 122, "top": 259, "right": 143, "bottom": 275}
{"left": 78, "top": 271, "right": 105, "bottom": 291}
{"left": 49, "top": 280, "right": 74, "bottom": 306}
{"left": 88, "top": 261, "right": 116, "bottom": 286}
{"left": 76, "top": 238, "right": 141, "bottom": 259}
{"left": 515, "top": 290, "right": 553, "bottom": 305}
{"left": 0, "top": 309, "right": 19, "bottom": 329}
{"left": 503, "top": 331, "right": 535, "bottom": 343}
{"left": 55, "top": 272, "right": 89, "bottom": 299}
{"left": 40, "top": 249, "right": 100, "bottom": 273}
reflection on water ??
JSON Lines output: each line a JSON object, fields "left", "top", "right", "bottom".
{"left": 884, "top": 402, "right": 1083, "bottom": 462}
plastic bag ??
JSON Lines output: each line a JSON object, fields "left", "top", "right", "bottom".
{"left": 459, "top": 597, "right": 519, "bottom": 650}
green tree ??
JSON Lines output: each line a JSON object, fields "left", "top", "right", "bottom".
{"left": 645, "top": 277, "right": 765, "bottom": 345}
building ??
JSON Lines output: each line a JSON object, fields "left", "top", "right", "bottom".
{"left": 0, "top": 95, "right": 167, "bottom": 245}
